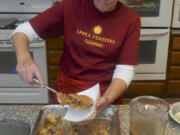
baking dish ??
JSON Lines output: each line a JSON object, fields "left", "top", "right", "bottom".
{"left": 32, "top": 105, "right": 120, "bottom": 135}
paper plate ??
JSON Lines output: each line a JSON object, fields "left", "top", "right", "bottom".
{"left": 64, "top": 83, "right": 99, "bottom": 122}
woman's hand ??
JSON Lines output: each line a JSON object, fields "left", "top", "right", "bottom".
{"left": 12, "top": 32, "right": 44, "bottom": 88}
{"left": 16, "top": 54, "right": 44, "bottom": 88}
{"left": 76, "top": 95, "right": 110, "bottom": 125}
{"left": 95, "top": 96, "right": 110, "bottom": 115}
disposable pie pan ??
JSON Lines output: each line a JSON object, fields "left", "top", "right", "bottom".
{"left": 32, "top": 105, "right": 120, "bottom": 135}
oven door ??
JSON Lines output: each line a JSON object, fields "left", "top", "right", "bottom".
{"left": 0, "top": 41, "right": 48, "bottom": 87}
{"left": 172, "top": 0, "right": 180, "bottom": 28}
{"left": 120, "top": 0, "right": 173, "bottom": 27}
{"left": 0, "top": 0, "right": 52, "bottom": 13}
{"left": 134, "top": 28, "right": 170, "bottom": 80}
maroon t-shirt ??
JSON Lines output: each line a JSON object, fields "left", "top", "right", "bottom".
{"left": 29, "top": 0, "right": 141, "bottom": 82}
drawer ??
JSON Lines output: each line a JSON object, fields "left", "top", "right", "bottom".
{"left": 48, "top": 50, "right": 62, "bottom": 65}
{"left": 124, "top": 81, "right": 165, "bottom": 96}
{"left": 169, "top": 66, "right": 180, "bottom": 79}
{"left": 48, "top": 65, "right": 60, "bottom": 79}
{"left": 172, "top": 37, "right": 180, "bottom": 51}
{"left": 171, "top": 52, "right": 180, "bottom": 65}
{"left": 168, "top": 80, "right": 180, "bottom": 94}
{"left": 47, "top": 36, "right": 64, "bottom": 50}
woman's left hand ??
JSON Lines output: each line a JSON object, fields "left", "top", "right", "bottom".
{"left": 96, "top": 96, "right": 110, "bottom": 115}
{"left": 76, "top": 95, "right": 110, "bottom": 125}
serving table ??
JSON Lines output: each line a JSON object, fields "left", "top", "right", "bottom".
{"left": 0, "top": 105, "right": 179, "bottom": 135}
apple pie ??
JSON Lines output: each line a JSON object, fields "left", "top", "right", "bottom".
{"left": 57, "top": 92, "right": 93, "bottom": 110}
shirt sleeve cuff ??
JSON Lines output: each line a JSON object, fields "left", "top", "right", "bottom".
{"left": 112, "top": 65, "right": 135, "bottom": 87}
{"left": 11, "top": 21, "right": 39, "bottom": 42}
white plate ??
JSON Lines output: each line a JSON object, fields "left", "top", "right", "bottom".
{"left": 169, "top": 101, "right": 180, "bottom": 124}
{"left": 64, "top": 83, "right": 99, "bottom": 122}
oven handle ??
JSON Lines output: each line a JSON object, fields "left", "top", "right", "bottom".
{"left": 140, "top": 29, "right": 169, "bottom": 36}
{"left": 0, "top": 41, "right": 45, "bottom": 48}
{"left": 29, "top": 42, "right": 46, "bottom": 48}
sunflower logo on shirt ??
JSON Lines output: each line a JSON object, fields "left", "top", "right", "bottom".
{"left": 93, "top": 25, "right": 102, "bottom": 35}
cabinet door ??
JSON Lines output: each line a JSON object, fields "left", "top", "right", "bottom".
{"left": 48, "top": 65, "right": 60, "bottom": 79}
{"left": 48, "top": 50, "right": 62, "bottom": 65}
{"left": 47, "top": 36, "right": 64, "bottom": 50}
{"left": 49, "top": 79, "right": 56, "bottom": 89}
{"left": 47, "top": 37, "right": 64, "bottom": 87}
{"left": 169, "top": 66, "right": 180, "bottom": 79}
{"left": 172, "top": 37, "right": 180, "bottom": 50}
{"left": 168, "top": 80, "right": 180, "bottom": 94}
{"left": 171, "top": 52, "right": 180, "bottom": 65}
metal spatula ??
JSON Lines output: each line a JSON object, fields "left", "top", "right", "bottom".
{"left": 33, "top": 78, "right": 93, "bottom": 110}
{"left": 33, "top": 78, "right": 62, "bottom": 103}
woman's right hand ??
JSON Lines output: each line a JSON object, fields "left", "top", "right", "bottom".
{"left": 12, "top": 32, "right": 44, "bottom": 88}
{"left": 16, "top": 54, "right": 44, "bottom": 88}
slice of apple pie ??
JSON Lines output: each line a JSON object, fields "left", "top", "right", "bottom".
{"left": 57, "top": 92, "right": 93, "bottom": 110}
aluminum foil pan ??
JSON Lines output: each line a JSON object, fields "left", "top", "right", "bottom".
{"left": 32, "top": 105, "right": 120, "bottom": 135}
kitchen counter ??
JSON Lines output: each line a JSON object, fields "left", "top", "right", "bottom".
{"left": 0, "top": 105, "right": 43, "bottom": 134}
{"left": 0, "top": 105, "right": 180, "bottom": 135}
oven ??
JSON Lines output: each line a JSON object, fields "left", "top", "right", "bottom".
{"left": 0, "top": 0, "right": 52, "bottom": 103}
{"left": 0, "top": 39, "right": 49, "bottom": 103}
{"left": 0, "top": 39, "right": 47, "bottom": 88}
{"left": 120, "top": 0, "right": 173, "bottom": 80}
{"left": 172, "top": 0, "right": 180, "bottom": 28}
{"left": 134, "top": 29, "right": 170, "bottom": 80}
{"left": 120, "top": 0, "right": 173, "bottom": 27}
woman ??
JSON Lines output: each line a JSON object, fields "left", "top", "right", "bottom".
{"left": 11, "top": 0, "right": 140, "bottom": 116}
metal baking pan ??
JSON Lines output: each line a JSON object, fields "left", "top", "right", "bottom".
{"left": 32, "top": 105, "right": 120, "bottom": 135}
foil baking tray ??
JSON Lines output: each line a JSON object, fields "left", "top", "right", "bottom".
{"left": 32, "top": 105, "right": 120, "bottom": 135}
